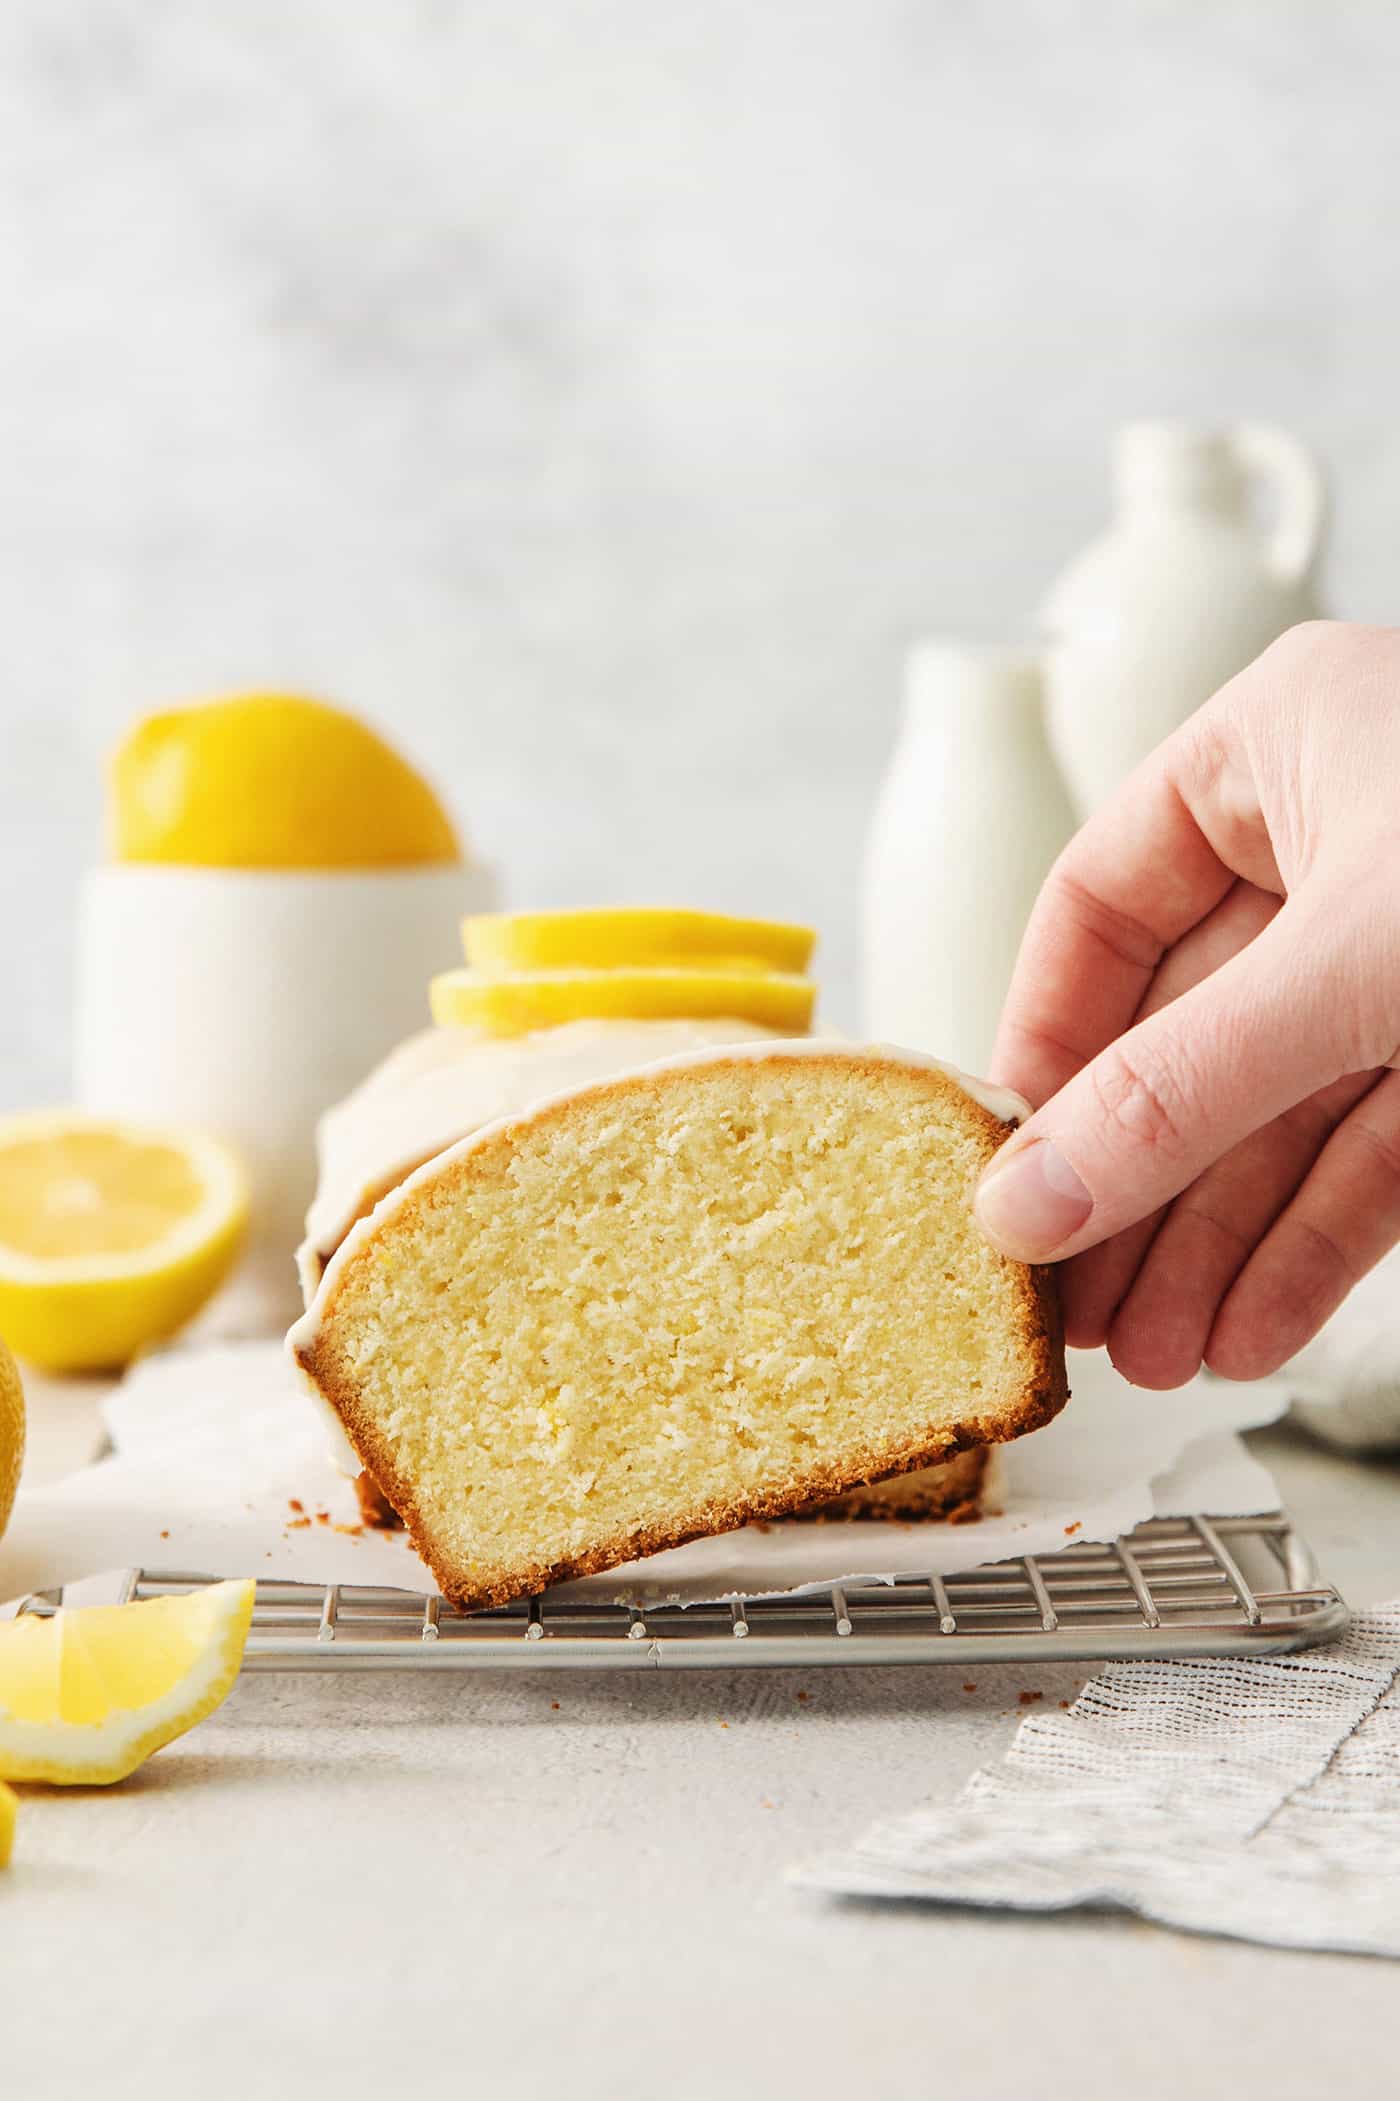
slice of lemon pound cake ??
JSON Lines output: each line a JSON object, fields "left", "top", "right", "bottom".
{"left": 291, "top": 1045, "right": 1067, "bottom": 1608}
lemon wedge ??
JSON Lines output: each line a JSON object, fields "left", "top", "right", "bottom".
{"left": 0, "top": 1339, "right": 22, "bottom": 1544}
{"left": 430, "top": 965, "right": 816, "bottom": 1038}
{"left": 0, "top": 1582, "right": 255, "bottom": 1786}
{"left": 0, "top": 1114, "right": 248, "bottom": 1372}
{"left": 109, "top": 692, "right": 460, "bottom": 870}
{"left": 463, "top": 908, "right": 815, "bottom": 976}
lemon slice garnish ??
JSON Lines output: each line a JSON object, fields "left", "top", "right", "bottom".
{"left": 462, "top": 908, "right": 814, "bottom": 976}
{"left": 430, "top": 965, "right": 816, "bottom": 1038}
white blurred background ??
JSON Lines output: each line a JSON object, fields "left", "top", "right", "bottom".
{"left": 2, "top": 1, "right": 1397, "bottom": 1103}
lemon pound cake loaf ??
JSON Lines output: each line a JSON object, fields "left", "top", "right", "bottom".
{"left": 291, "top": 1043, "right": 1066, "bottom": 1609}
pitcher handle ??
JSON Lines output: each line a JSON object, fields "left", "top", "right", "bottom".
{"left": 1231, "top": 424, "right": 1327, "bottom": 585}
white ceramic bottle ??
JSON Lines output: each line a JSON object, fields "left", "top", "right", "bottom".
{"left": 1042, "top": 421, "right": 1327, "bottom": 818}
{"left": 861, "top": 642, "right": 1074, "bottom": 1074}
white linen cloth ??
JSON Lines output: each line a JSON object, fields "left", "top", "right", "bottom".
{"left": 795, "top": 1602, "right": 1400, "bottom": 1957}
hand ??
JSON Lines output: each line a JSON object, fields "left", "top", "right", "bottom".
{"left": 974, "top": 621, "right": 1400, "bottom": 1388}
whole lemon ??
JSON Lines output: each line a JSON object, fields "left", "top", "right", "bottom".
{"left": 109, "top": 693, "right": 461, "bottom": 870}
{"left": 0, "top": 1338, "right": 24, "bottom": 1542}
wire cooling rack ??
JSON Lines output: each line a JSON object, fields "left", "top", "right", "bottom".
{"left": 7, "top": 1512, "right": 1347, "bottom": 1669}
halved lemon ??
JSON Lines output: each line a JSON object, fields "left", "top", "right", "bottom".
{"left": 0, "top": 1339, "right": 22, "bottom": 1543}
{"left": 430, "top": 965, "right": 816, "bottom": 1038}
{"left": 109, "top": 692, "right": 461, "bottom": 870}
{"left": 463, "top": 908, "right": 815, "bottom": 977}
{"left": 0, "top": 1114, "right": 249, "bottom": 1372}
{"left": 0, "top": 1581, "right": 255, "bottom": 1786}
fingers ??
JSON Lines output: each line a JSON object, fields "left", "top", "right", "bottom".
{"left": 1207, "top": 1067, "right": 1400, "bottom": 1379}
{"left": 1059, "top": 1212, "right": 1166, "bottom": 1350}
{"left": 1058, "top": 881, "right": 1281, "bottom": 1347}
{"left": 976, "top": 892, "right": 1367, "bottom": 1263}
{"left": 990, "top": 708, "right": 1255, "bottom": 1110}
{"left": 1105, "top": 1071, "right": 1379, "bottom": 1387}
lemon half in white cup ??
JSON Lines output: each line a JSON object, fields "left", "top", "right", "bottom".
{"left": 76, "top": 695, "right": 496, "bottom": 1330}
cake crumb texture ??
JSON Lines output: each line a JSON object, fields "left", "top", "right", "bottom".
{"left": 297, "top": 1052, "right": 1066, "bottom": 1608}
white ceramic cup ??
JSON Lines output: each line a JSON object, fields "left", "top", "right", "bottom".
{"left": 75, "top": 862, "right": 496, "bottom": 1330}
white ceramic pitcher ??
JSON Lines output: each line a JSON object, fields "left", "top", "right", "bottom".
{"left": 1041, "top": 421, "right": 1327, "bottom": 818}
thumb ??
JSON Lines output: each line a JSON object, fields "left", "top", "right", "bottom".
{"left": 974, "top": 898, "right": 1366, "bottom": 1263}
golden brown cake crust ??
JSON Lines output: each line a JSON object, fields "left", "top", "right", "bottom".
{"left": 795, "top": 1444, "right": 990, "bottom": 1523}
{"left": 295, "top": 1051, "right": 1069, "bottom": 1610}
{"left": 354, "top": 1446, "right": 989, "bottom": 1531}
{"left": 353, "top": 1468, "right": 402, "bottom": 1529}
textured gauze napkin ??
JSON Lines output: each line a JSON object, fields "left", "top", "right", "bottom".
{"left": 793, "top": 1603, "right": 1400, "bottom": 1957}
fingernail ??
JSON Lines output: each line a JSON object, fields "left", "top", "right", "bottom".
{"left": 975, "top": 1139, "right": 1092, "bottom": 1260}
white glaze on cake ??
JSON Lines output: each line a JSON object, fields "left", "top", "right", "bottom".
{"left": 298, "top": 1016, "right": 790, "bottom": 1298}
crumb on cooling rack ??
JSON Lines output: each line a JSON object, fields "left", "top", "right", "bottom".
{"left": 1018, "top": 1690, "right": 1044, "bottom": 1706}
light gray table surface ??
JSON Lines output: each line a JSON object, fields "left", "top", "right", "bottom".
{"left": 5, "top": 1391, "right": 1399, "bottom": 2101}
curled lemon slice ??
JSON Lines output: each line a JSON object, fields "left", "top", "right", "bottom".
{"left": 110, "top": 692, "right": 460, "bottom": 870}
{"left": 430, "top": 965, "right": 816, "bottom": 1038}
{"left": 463, "top": 908, "right": 815, "bottom": 977}
{"left": 0, "top": 1582, "right": 255, "bottom": 1786}
{"left": 0, "top": 1114, "right": 248, "bottom": 1373}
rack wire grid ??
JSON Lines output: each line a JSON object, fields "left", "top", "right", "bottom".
{"left": 7, "top": 1511, "right": 1347, "bottom": 1670}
